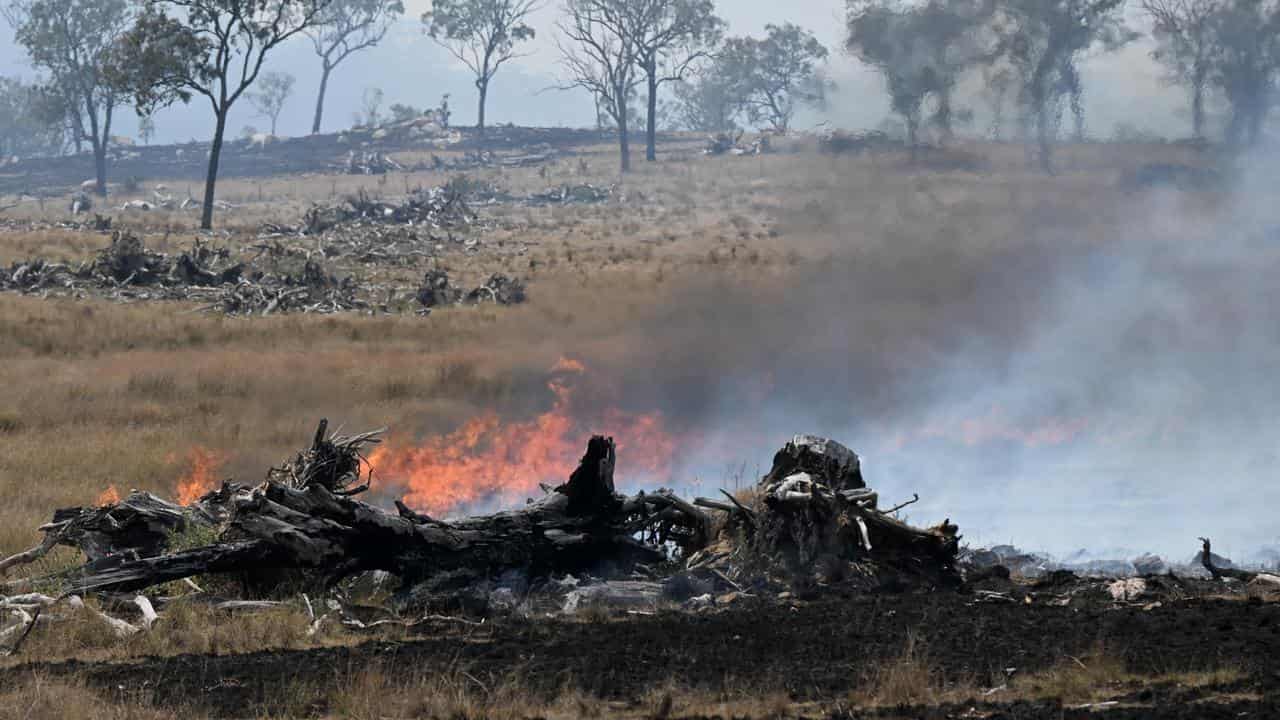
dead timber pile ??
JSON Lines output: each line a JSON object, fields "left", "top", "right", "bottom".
{"left": 686, "top": 436, "right": 959, "bottom": 595}
{"left": 704, "top": 131, "right": 771, "bottom": 156}
{"left": 426, "top": 149, "right": 560, "bottom": 172}
{"left": 1, "top": 230, "right": 241, "bottom": 299}
{"left": 0, "top": 230, "right": 368, "bottom": 315}
{"left": 415, "top": 269, "right": 526, "bottom": 310}
{"left": 1, "top": 427, "right": 967, "bottom": 648}
{"left": 525, "top": 183, "right": 613, "bottom": 206}
{"left": 302, "top": 187, "right": 478, "bottom": 236}
{"left": 206, "top": 260, "right": 367, "bottom": 316}
{"left": 818, "top": 129, "right": 899, "bottom": 155}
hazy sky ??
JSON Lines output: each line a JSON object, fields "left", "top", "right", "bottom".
{"left": 0, "top": 0, "right": 1188, "bottom": 144}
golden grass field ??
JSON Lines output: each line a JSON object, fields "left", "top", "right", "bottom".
{"left": 0, "top": 138, "right": 1257, "bottom": 717}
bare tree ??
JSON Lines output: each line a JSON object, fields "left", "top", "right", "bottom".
{"left": 623, "top": 0, "right": 723, "bottom": 160}
{"left": 556, "top": 0, "right": 640, "bottom": 172}
{"left": 1142, "top": 0, "right": 1220, "bottom": 138}
{"left": 424, "top": 0, "right": 540, "bottom": 137}
{"left": 250, "top": 71, "right": 295, "bottom": 135}
{"left": 992, "top": 0, "right": 1134, "bottom": 173}
{"left": 4, "top": 0, "right": 133, "bottom": 196}
{"left": 307, "top": 0, "right": 403, "bottom": 134}
{"left": 108, "top": 0, "right": 327, "bottom": 229}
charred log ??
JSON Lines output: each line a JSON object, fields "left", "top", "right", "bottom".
{"left": 1199, "top": 537, "right": 1257, "bottom": 582}
{"left": 14, "top": 434, "right": 708, "bottom": 597}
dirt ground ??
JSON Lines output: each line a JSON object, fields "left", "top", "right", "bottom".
{"left": 3, "top": 590, "right": 1278, "bottom": 718}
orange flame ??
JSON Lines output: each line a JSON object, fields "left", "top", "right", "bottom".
{"left": 371, "top": 357, "right": 678, "bottom": 515}
{"left": 175, "top": 447, "right": 225, "bottom": 505}
{"left": 96, "top": 485, "right": 121, "bottom": 506}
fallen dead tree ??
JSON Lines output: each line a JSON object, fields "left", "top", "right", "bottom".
{"left": 2, "top": 426, "right": 961, "bottom": 644}
{"left": 3, "top": 429, "right": 704, "bottom": 598}
{"left": 303, "top": 187, "right": 477, "bottom": 235}
{"left": 415, "top": 270, "right": 526, "bottom": 310}
{"left": 1200, "top": 537, "right": 1260, "bottom": 582}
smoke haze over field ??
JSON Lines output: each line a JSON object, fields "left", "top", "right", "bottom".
{"left": 486, "top": 159, "right": 1279, "bottom": 563}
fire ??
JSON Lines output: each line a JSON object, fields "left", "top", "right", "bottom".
{"left": 371, "top": 357, "right": 678, "bottom": 515}
{"left": 175, "top": 446, "right": 225, "bottom": 505}
{"left": 96, "top": 485, "right": 121, "bottom": 506}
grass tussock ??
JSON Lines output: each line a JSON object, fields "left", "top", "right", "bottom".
{"left": 8, "top": 598, "right": 319, "bottom": 664}
{"left": 850, "top": 634, "right": 976, "bottom": 708}
{"left": 277, "top": 665, "right": 612, "bottom": 720}
{"left": 1010, "top": 647, "right": 1245, "bottom": 705}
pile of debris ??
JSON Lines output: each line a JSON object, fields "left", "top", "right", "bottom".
{"left": 426, "top": 148, "right": 559, "bottom": 173}
{"left": 525, "top": 183, "right": 612, "bottom": 206}
{"left": 303, "top": 187, "right": 477, "bottom": 235}
{"left": 2, "top": 231, "right": 235, "bottom": 296}
{"left": 0, "top": 230, "right": 367, "bottom": 315}
{"left": 818, "top": 129, "right": 898, "bottom": 155}
{"left": 205, "top": 260, "right": 367, "bottom": 316}
{"left": 340, "top": 150, "right": 404, "bottom": 175}
{"left": 415, "top": 269, "right": 526, "bottom": 310}
{"left": 704, "top": 132, "right": 771, "bottom": 156}
{"left": 1, "top": 429, "right": 961, "bottom": 640}
{"left": 683, "top": 436, "right": 958, "bottom": 595}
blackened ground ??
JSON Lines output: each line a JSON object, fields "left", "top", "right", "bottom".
{"left": 0, "top": 127, "right": 689, "bottom": 197}
{"left": 3, "top": 591, "right": 1278, "bottom": 718}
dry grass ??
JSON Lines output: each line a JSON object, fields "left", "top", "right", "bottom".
{"left": 841, "top": 637, "right": 1248, "bottom": 712}
{"left": 9, "top": 598, "right": 319, "bottom": 665}
{"left": 0, "top": 675, "right": 185, "bottom": 720}
{"left": 847, "top": 633, "right": 977, "bottom": 708}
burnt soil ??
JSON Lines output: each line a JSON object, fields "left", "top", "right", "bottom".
{"left": 0, "top": 126, "right": 686, "bottom": 197}
{"left": 4, "top": 590, "right": 1279, "bottom": 718}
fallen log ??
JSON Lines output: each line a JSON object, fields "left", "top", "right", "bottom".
{"left": 8, "top": 425, "right": 961, "bottom": 610}
{"left": 27, "top": 434, "right": 708, "bottom": 597}
{"left": 1199, "top": 537, "right": 1258, "bottom": 582}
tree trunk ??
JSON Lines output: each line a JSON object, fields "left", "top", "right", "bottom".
{"left": 1190, "top": 82, "right": 1204, "bottom": 139}
{"left": 96, "top": 105, "right": 113, "bottom": 197}
{"left": 618, "top": 97, "right": 631, "bottom": 173}
{"left": 201, "top": 111, "right": 228, "bottom": 230}
{"left": 1036, "top": 103, "right": 1054, "bottom": 175}
{"left": 935, "top": 90, "right": 952, "bottom": 144}
{"left": 84, "top": 100, "right": 106, "bottom": 197}
{"left": 645, "top": 60, "right": 658, "bottom": 162}
{"left": 311, "top": 64, "right": 331, "bottom": 135}
{"left": 93, "top": 142, "right": 108, "bottom": 197}
{"left": 477, "top": 78, "right": 488, "bottom": 138}
{"left": 906, "top": 113, "right": 919, "bottom": 164}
